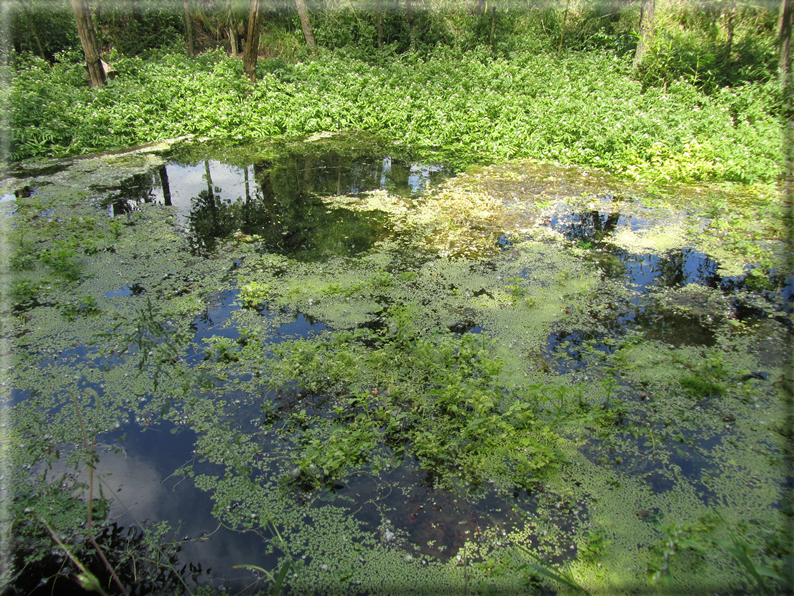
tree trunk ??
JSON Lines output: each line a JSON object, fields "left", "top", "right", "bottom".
{"left": 303, "top": 155, "right": 313, "bottom": 188}
{"left": 244, "top": 165, "right": 251, "bottom": 204}
{"left": 632, "top": 0, "right": 655, "bottom": 70}
{"left": 228, "top": 0, "right": 238, "bottom": 54}
{"left": 183, "top": 0, "right": 194, "bottom": 56}
{"left": 780, "top": 0, "right": 793, "bottom": 82}
{"left": 295, "top": 0, "right": 316, "bottom": 51}
{"left": 376, "top": 0, "right": 383, "bottom": 50}
{"left": 158, "top": 166, "right": 172, "bottom": 206}
{"left": 489, "top": 5, "right": 496, "bottom": 51}
{"left": 71, "top": 0, "right": 105, "bottom": 87}
{"left": 243, "top": 0, "right": 262, "bottom": 83}
{"left": 204, "top": 160, "right": 218, "bottom": 227}
{"left": 229, "top": 24, "right": 239, "bottom": 55}
{"left": 406, "top": 0, "right": 415, "bottom": 50}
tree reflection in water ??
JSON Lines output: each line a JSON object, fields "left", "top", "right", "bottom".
{"left": 184, "top": 147, "right": 445, "bottom": 260}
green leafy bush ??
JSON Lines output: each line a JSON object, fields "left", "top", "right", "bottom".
{"left": 40, "top": 247, "right": 81, "bottom": 281}
{"left": 680, "top": 376, "right": 725, "bottom": 398}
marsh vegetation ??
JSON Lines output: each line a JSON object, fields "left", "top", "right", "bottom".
{"left": 2, "top": 1, "right": 793, "bottom": 594}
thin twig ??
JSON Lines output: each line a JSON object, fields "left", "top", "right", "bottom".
{"left": 71, "top": 392, "right": 130, "bottom": 596}
{"left": 43, "top": 519, "right": 108, "bottom": 596}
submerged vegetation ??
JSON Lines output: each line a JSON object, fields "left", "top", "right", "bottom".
{"left": 2, "top": 0, "right": 793, "bottom": 593}
{"left": 1, "top": 134, "right": 791, "bottom": 594}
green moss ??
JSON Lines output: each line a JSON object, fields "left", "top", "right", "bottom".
{"left": 680, "top": 376, "right": 725, "bottom": 398}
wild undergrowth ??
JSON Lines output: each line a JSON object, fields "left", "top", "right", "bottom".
{"left": 7, "top": 47, "right": 781, "bottom": 184}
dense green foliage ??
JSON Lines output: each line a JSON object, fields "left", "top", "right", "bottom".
{"left": 8, "top": 46, "right": 781, "bottom": 184}
{"left": 634, "top": 2, "right": 778, "bottom": 92}
{"left": 10, "top": 0, "right": 778, "bottom": 84}
{"left": 6, "top": 0, "right": 783, "bottom": 183}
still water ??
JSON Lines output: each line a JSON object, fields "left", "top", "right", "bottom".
{"left": 4, "top": 136, "right": 790, "bottom": 595}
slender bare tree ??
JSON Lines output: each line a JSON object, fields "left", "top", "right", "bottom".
{"left": 632, "top": 0, "right": 655, "bottom": 70}
{"left": 781, "top": 0, "right": 793, "bottom": 81}
{"left": 183, "top": 0, "right": 195, "bottom": 56}
{"left": 71, "top": 0, "right": 104, "bottom": 87}
{"left": 228, "top": 0, "right": 239, "bottom": 54}
{"left": 243, "top": 0, "right": 262, "bottom": 83}
{"left": 295, "top": 0, "right": 316, "bottom": 51}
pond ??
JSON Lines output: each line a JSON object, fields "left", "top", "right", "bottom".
{"left": 2, "top": 133, "right": 791, "bottom": 595}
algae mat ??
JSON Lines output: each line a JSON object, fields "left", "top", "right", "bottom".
{"left": 1, "top": 136, "right": 791, "bottom": 595}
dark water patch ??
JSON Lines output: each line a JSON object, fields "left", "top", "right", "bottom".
{"left": 31, "top": 344, "right": 103, "bottom": 367}
{"left": 14, "top": 185, "right": 36, "bottom": 199}
{"left": 732, "top": 277, "right": 794, "bottom": 325}
{"left": 99, "top": 171, "right": 158, "bottom": 216}
{"left": 635, "top": 309, "right": 717, "bottom": 346}
{"left": 582, "top": 249, "right": 627, "bottom": 279}
{"left": 543, "top": 331, "right": 619, "bottom": 374}
{"left": 272, "top": 313, "right": 329, "bottom": 343}
{"left": 552, "top": 209, "right": 625, "bottom": 246}
{"left": 65, "top": 422, "right": 270, "bottom": 593}
{"left": 9, "top": 388, "right": 34, "bottom": 407}
{"left": 339, "top": 459, "right": 582, "bottom": 566}
{"left": 623, "top": 247, "right": 719, "bottom": 291}
{"left": 192, "top": 289, "right": 241, "bottom": 334}
{"left": 542, "top": 203, "right": 790, "bottom": 349}
{"left": 550, "top": 247, "right": 734, "bottom": 349}
{"left": 585, "top": 244, "right": 721, "bottom": 296}
{"left": 188, "top": 193, "right": 390, "bottom": 260}
{"left": 103, "top": 283, "right": 145, "bottom": 298}
{"left": 186, "top": 289, "right": 244, "bottom": 364}
{"left": 496, "top": 234, "right": 513, "bottom": 249}
{"left": 189, "top": 293, "right": 329, "bottom": 364}
{"left": 581, "top": 425, "right": 726, "bottom": 507}
{"left": 548, "top": 204, "right": 723, "bottom": 293}
{"left": 448, "top": 320, "right": 480, "bottom": 335}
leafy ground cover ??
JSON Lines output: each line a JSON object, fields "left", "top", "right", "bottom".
{"left": 6, "top": 47, "right": 781, "bottom": 185}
